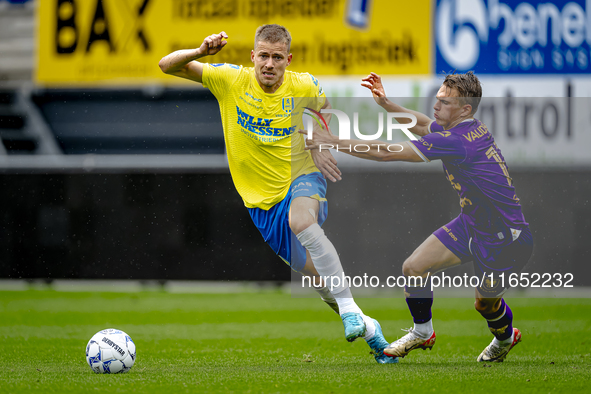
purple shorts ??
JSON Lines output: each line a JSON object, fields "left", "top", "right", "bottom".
{"left": 433, "top": 214, "right": 533, "bottom": 297}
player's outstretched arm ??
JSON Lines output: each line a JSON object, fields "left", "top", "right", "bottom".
{"left": 300, "top": 127, "right": 423, "bottom": 163}
{"left": 158, "top": 32, "right": 228, "bottom": 83}
{"left": 309, "top": 99, "right": 342, "bottom": 182}
{"left": 361, "top": 72, "right": 433, "bottom": 137}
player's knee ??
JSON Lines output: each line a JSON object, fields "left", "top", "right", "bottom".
{"left": 290, "top": 215, "right": 316, "bottom": 235}
{"left": 402, "top": 257, "right": 424, "bottom": 277}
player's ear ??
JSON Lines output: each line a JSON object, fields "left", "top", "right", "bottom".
{"left": 286, "top": 53, "right": 292, "bottom": 67}
{"left": 463, "top": 104, "right": 473, "bottom": 117}
{"left": 251, "top": 50, "right": 255, "bottom": 63}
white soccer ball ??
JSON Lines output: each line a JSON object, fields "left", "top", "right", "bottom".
{"left": 85, "top": 328, "right": 136, "bottom": 373}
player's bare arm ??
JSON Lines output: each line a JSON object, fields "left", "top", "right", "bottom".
{"left": 361, "top": 72, "right": 433, "bottom": 137}
{"left": 309, "top": 99, "right": 342, "bottom": 182}
{"left": 158, "top": 32, "right": 228, "bottom": 83}
{"left": 301, "top": 125, "right": 422, "bottom": 163}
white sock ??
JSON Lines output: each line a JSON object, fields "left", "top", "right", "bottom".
{"left": 362, "top": 315, "right": 376, "bottom": 340}
{"left": 333, "top": 292, "right": 362, "bottom": 315}
{"left": 297, "top": 224, "right": 362, "bottom": 316}
{"left": 493, "top": 331, "right": 514, "bottom": 347}
{"left": 413, "top": 319, "right": 434, "bottom": 339}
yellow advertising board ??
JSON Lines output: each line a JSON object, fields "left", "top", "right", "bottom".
{"left": 36, "top": 0, "right": 431, "bottom": 85}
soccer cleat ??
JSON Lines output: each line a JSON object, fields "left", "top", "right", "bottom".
{"left": 341, "top": 312, "right": 366, "bottom": 342}
{"left": 477, "top": 328, "right": 522, "bottom": 362}
{"left": 383, "top": 328, "right": 436, "bottom": 358}
{"left": 366, "top": 319, "right": 399, "bottom": 364}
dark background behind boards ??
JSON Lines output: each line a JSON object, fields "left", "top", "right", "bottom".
{"left": 1, "top": 171, "right": 588, "bottom": 285}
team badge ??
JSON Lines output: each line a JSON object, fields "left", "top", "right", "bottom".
{"left": 282, "top": 97, "right": 294, "bottom": 114}
{"left": 489, "top": 325, "right": 508, "bottom": 336}
{"left": 482, "top": 276, "right": 501, "bottom": 292}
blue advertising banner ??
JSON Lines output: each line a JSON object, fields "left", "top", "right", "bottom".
{"left": 435, "top": 0, "right": 591, "bottom": 74}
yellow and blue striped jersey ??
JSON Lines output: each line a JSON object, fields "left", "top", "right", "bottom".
{"left": 202, "top": 63, "right": 326, "bottom": 210}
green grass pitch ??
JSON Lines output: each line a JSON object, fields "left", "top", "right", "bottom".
{"left": 1, "top": 289, "right": 590, "bottom": 393}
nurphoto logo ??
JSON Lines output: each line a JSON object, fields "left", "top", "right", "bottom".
{"left": 303, "top": 108, "right": 418, "bottom": 152}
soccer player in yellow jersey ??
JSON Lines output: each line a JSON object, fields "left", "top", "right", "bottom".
{"left": 159, "top": 24, "right": 396, "bottom": 364}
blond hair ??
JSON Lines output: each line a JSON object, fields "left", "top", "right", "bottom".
{"left": 254, "top": 24, "right": 291, "bottom": 52}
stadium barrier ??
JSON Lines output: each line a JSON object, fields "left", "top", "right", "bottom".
{"left": 0, "top": 171, "right": 588, "bottom": 285}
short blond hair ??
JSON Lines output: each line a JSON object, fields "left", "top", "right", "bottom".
{"left": 254, "top": 24, "right": 291, "bottom": 52}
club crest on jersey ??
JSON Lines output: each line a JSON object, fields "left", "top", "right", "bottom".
{"left": 282, "top": 97, "right": 294, "bottom": 114}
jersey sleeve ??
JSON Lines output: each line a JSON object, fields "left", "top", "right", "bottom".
{"left": 307, "top": 73, "right": 326, "bottom": 110}
{"left": 201, "top": 63, "right": 242, "bottom": 100}
{"left": 408, "top": 130, "right": 467, "bottom": 162}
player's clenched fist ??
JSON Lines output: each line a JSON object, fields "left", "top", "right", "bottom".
{"left": 199, "top": 32, "right": 228, "bottom": 56}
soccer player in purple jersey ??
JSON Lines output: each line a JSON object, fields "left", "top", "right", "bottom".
{"left": 302, "top": 72, "right": 533, "bottom": 363}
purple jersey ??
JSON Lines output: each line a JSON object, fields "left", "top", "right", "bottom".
{"left": 409, "top": 119, "right": 528, "bottom": 247}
